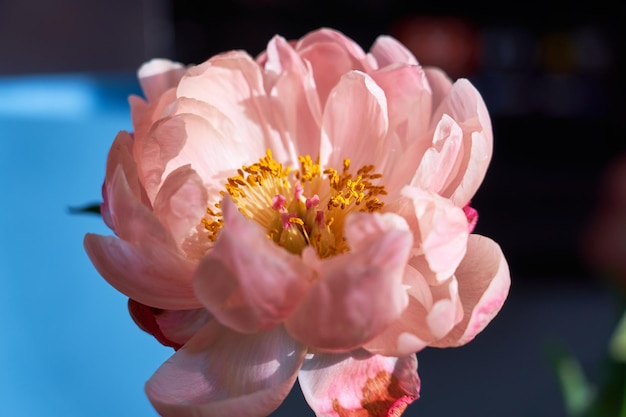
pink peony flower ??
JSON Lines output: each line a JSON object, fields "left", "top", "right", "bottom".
{"left": 84, "top": 27, "right": 510, "bottom": 417}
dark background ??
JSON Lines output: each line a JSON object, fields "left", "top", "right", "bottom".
{"left": 2, "top": 0, "right": 624, "bottom": 415}
{"left": 164, "top": 0, "right": 625, "bottom": 283}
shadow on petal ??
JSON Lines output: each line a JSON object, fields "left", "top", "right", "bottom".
{"left": 146, "top": 323, "right": 307, "bottom": 417}
{"left": 431, "top": 234, "right": 511, "bottom": 347}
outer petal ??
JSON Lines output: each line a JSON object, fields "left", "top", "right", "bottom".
{"left": 152, "top": 164, "right": 209, "bottom": 246}
{"left": 297, "top": 28, "right": 370, "bottom": 65}
{"left": 146, "top": 323, "right": 307, "bottom": 417}
{"left": 298, "top": 350, "right": 420, "bottom": 417}
{"left": 193, "top": 197, "right": 312, "bottom": 333}
{"left": 84, "top": 234, "right": 199, "bottom": 309}
{"left": 104, "top": 131, "right": 149, "bottom": 206}
{"left": 363, "top": 267, "right": 462, "bottom": 357}
{"left": 105, "top": 165, "right": 177, "bottom": 247}
{"left": 423, "top": 67, "right": 453, "bottom": 111}
{"left": 320, "top": 71, "right": 389, "bottom": 170}
{"left": 361, "top": 266, "right": 430, "bottom": 356}
{"left": 102, "top": 131, "right": 150, "bottom": 231}
{"left": 130, "top": 59, "right": 186, "bottom": 150}
{"left": 130, "top": 87, "right": 178, "bottom": 161}
{"left": 426, "top": 276, "right": 463, "bottom": 340}
{"left": 369, "top": 35, "right": 419, "bottom": 67}
{"left": 447, "top": 126, "right": 491, "bottom": 208}
{"left": 296, "top": 28, "right": 373, "bottom": 106}
{"left": 87, "top": 154, "right": 199, "bottom": 310}
{"left": 285, "top": 212, "right": 412, "bottom": 351}
{"left": 128, "top": 300, "right": 212, "bottom": 349}
{"left": 137, "top": 58, "right": 187, "bottom": 103}
{"left": 431, "top": 234, "right": 510, "bottom": 347}
{"left": 397, "top": 186, "right": 469, "bottom": 284}
{"left": 431, "top": 79, "right": 493, "bottom": 206}
{"left": 151, "top": 308, "right": 213, "bottom": 347}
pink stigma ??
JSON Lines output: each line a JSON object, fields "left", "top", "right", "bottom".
{"left": 306, "top": 194, "right": 320, "bottom": 210}
{"left": 272, "top": 194, "right": 287, "bottom": 211}
{"left": 294, "top": 182, "right": 304, "bottom": 200}
{"left": 315, "top": 210, "right": 324, "bottom": 225}
{"left": 281, "top": 212, "right": 296, "bottom": 229}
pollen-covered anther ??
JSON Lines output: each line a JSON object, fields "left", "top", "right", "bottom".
{"left": 203, "top": 150, "right": 387, "bottom": 258}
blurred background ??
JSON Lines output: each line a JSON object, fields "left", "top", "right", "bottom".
{"left": 1, "top": 0, "right": 624, "bottom": 416}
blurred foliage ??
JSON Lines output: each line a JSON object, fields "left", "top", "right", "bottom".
{"left": 550, "top": 289, "right": 626, "bottom": 417}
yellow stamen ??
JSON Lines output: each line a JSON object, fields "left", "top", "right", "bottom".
{"left": 203, "top": 150, "right": 386, "bottom": 258}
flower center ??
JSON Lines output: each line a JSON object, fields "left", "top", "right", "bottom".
{"left": 202, "top": 150, "right": 387, "bottom": 258}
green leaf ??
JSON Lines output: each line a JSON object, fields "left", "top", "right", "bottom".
{"left": 68, "top": 202, "right": 102, "bottom": 216}
{"left": 610, "top": 310, "right": 626, "bottom": 363}
{"left": 586, "top": 357, "right": 626, "bottom": 417}
{"left": 546, "top": 340, "right": 594, "bottom": 417}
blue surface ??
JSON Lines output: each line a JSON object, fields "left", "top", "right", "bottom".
{"left": 0, "top": 73, "right": 170, "bottom": 417}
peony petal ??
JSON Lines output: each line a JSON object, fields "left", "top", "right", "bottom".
{"left": 176, "top": 52, "right": 290, "bottom": 162}
{"left": 431, "top": 234, "right": 510, "bottom": 347}
{"left": 431, "top": 79, "right": 493, "bottom": 206}
{"left": 426, "top": 276, "right": 463, "bottom": 340}
{"left": 84, "top": 234, "right": 199, "bottom": 309}
{"left": 299, "top": 349, "right": 420, "bottom": 417}
{"left": 410, "top": 114, "right": 464, "bottom": 194}
{"left": 105, "top": 165, "right": 177, "bottom": 249}
{"left": 447, "top": 128, "right": 491, "bottom": 208}
{"left": 362, "top": 265, "right": 431, "bottom": 356}
{"left": 263, "top": 35, "right": 323, "bottom": 162}
{"left": 137, "top": 58, "right": 187, "bottom": 103}
{"left": 101, "top": 131, "right": 150, "bottom": 231}
{"left": 152, "top": 308, "right": 213, "bottom": 348}
{"left": 139, "top": 98, "right": 262, "bottom": 202}
{"left": 297, "top": 27, "right": 371, "bottom": 70}
{"left": 130, "top": 87, "right": 178, "bottom": 163}
{"left": 364, "top": 66, "right": 439, "bottom": 201}
{"left": 146, "top": 322, "right": 306, "bottom": 417}
{"left": 368, "top": 64, "right": 431, "bottom": 148}
{"left": 128, "top": 300, "right": 212, "bottom": 349}
{"left": 398, "top": 186, "right": 469, "bottom": 284}
{"left": 320, "top": 71, "right": 389, "bottom": 170}
{"left": 193, "top": 197, "right": 312, "bottom": 333}
{"left": 423, "top": 67, "right": 453, "bottom": 111}
{"left": 364, "top": 268, "right": 462, "bottom": 357}
{"left": 296, "top": 28, "right": 367, "bottom": 64}
{"left": 130, "top": 59, "right": 186, "bottom": 157}
{"left": 296, "top": 28, "right": 372, "bottom": 107}
{"left": 152, "top": 165, "right": 208, "bottom": 246}
{"left": 285, "top": 212, "right": 412, "bottom": 351}
{"left": 104, "top": 131, "right": 149, "bottom": 206}
{"left": 431, "top": 79, "right": 492, "bottom": 139}
{"left": 369, "top": 35, "right": 419, "bottom": 67}
{"left": 129, "top": 299, "right": 184, "bottom": 350}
